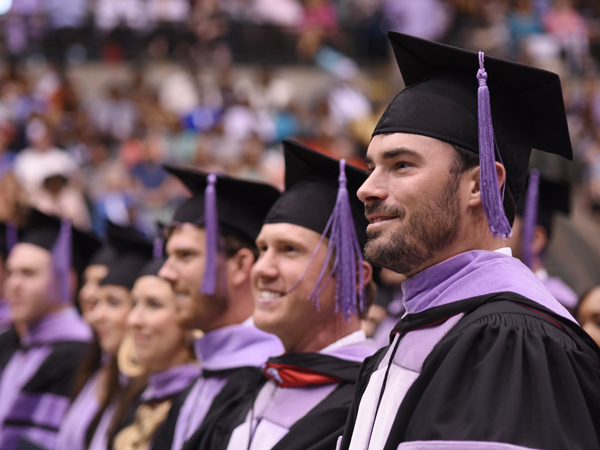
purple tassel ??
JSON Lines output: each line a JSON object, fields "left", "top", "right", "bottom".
{"left": 306, "top": 159, "right": 365, "bottom": 320}
{"left": 6, "top": 220, "right": 17, "bottom": 254}
{"left": 153, "top": 237, "right": 164, "bottom": 259}
{"left": 201, "top": 172, "right": 219, "bottom": 295}
{"left": 51, "top": 219, "right": 72, "bottom": 304}
{"left": 477, "top": 52, "right": 512, "bottom": 239}
{"left": 521, "top": 169, "right": 540, "bottom": 270}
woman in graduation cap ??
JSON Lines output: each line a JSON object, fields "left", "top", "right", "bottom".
{"left": 105, "top": 241, "right": 200, "bottom": 450}
{"left": 0, "top": 209, "right": 100, "bottom": 450}
{"left": 55, "top": 223, "right": 153, "bottom": 450}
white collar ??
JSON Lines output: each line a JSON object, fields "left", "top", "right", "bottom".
{"left": 319, "top": 330, "right": 366, "bottom": 354}
{"left": 494, "top": 247, "right": 512, "bottom": 256}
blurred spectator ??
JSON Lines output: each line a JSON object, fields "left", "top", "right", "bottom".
{"left": 229, "top": 133, "right": 284, "bottom": 187}
{"left": 13, "top": 117, "right": 80, "bottom": 194}
{"left": 34, "top": 173, "right": 91, "bottom": 229}
{"left": 297, "top": 0, "right": 339, "bottom": 59}
{"left": 89, "top": 85, "right": 137, "bottom": 144}
{"left": 147, "top": 0, "right": 194, "bottom": 58}
{"left": 43, "top": 0, "right": 90, "bottom": 64}
{"left": 94, "top": 0, "right": 147, "bottom": 60}
{"left": 3, "top": 0, "right": 46, "bottom": 57}
{"left": 380, "top": 0, "right": 454, "bottom": 41}
{"left": 543, "top": 0, "right": 589, "bottom": 73}
{"left": 158, "top": 70, "right": 200, "bottom": 117}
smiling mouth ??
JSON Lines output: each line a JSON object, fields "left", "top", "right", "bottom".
{"left": 258, "top": 290, "right": 285, "bottom": 302}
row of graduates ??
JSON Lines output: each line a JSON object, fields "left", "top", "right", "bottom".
{"left": 3, "top": 30, "right": 600, "bottom": 450}
{"left": 0, "top": 139, "right": 381, "bottom": 450}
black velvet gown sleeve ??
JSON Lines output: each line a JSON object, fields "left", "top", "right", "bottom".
{"left": 337, "top": 347, "right": 387, "bottom": 450}
{"left": 182, "top": 367, "right": 267, "bottom": 450}
{"left": 385, "top": 300, "right": 600, "bottom": 450}
{"left": 271, "top": 382, "right": 360, "bottom": 450}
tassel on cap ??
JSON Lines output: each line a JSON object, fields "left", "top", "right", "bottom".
{"left": 51, "top": 219, "right": 72, "bottom": 304}
{"left": 305, "top": 159, "right": 365, "bottom": 320}
{"left": 6, "top": 219, "right": 17, "bottom": 254}
{"left": 521, "top": 169, "right": 540, "bottom": 270}
{"left": 153, "top": 237, "right": 164, "bottom": 259}
{"left": 201, "top": 172, "right": 219, "bottom": 295}
{"left": 477, "top": 52, "right": 512, "bottom": 239}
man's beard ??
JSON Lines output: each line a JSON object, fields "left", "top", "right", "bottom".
{"left": 363, "top": 174, "right": 462, "bottom": 275}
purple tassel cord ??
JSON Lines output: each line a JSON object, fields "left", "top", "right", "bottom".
{"left": 477, "top": 52, "right": 512, "bottom": 239}
{"left": 521, "top": 169, "right": 540, "bottom": 270}
{"left": 306, "top": 159, "right": 366, "bottom": 320}
{"left": 153, "top": 237, "right": 164, "bottom": 259}
{"left": 201, "top": 173, "right": 219, "bottom": 295}
{"left": 6, "top": 220, "right": 17, "bottom": 254}
{"left": 51, "top": 219, "right": 72, "bottom": 304}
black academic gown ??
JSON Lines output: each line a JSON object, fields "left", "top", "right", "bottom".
{"left": 0, "top": 316, "right": 90, "bottom": 450}
{"left": 186, "top": 351, "right": 369, "bottom": 450}
{"left": 339, "top": 293, "right": 600, "bottom": 450}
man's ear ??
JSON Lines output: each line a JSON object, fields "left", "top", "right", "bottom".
{"left": 466, "top": 162, "right": 506, "bottom": 207}
{"left": 227, "top": 248, "right": 255, "bottom": 287}
{"left": 360, "top": 260, "right": 373, "bottom": 288}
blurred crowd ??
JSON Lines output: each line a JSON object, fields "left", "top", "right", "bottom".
{"left": 0, "top": 0, "right": 600, "bottom": 239}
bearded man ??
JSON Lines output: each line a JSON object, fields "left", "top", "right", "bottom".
{"left": 338, "top": 32, "right": 600, "bottom": 450}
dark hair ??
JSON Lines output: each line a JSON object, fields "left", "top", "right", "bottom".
{"left": 450, "top": 144, "right": 516, "bottom": 226}
{"left": 71, "top": 340, "right": 102, "bottom": 399}
{"left": 361, "top": 279, "right": 377, "bottom": 320}
{"left": 165, "top": 225, "right": 259, "bottom": 261}
{"left": 84, "top": 355, "right": 124, "bottom": 447}
{"left": 71, "top": 339, "right": 125, "bottom": 447}
{"left": 107, "top": 374, "right": 149, "bottom": 448}
{"left": 222, "top": 233, "right": 259, "bottom": 261}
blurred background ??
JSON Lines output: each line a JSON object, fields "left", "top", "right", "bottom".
{"left": 0, "top": 0, "right": 598, "bottom": 293}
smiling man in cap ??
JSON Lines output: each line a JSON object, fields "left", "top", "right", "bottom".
{"left": 158, "top": 167, "right": 284, "bottom": 450}
{"left": 338, "top": 32, "right": 600, "bottom": 450}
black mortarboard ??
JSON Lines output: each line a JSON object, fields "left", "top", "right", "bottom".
{"left": 0, "top": 221, "right": 19, "bottom": 262}
{"left": 165, "top": 165, "right": 281, "bottom": 243}
{"left": 264, "top": 140, "right": 369, "bottom": 319}
{"left": 375, "top": 32, "right": 572, "bottom": 238}
{"left": 138, "top": 256, "right": 167, "bottom": 278}
{"left": 264, "top": 140, "right": 368, "bottom": 247}
{"left": 137, "top": 226, "right": 166, "bottom": 278}
{"left": 100, "top": 222, "right": 154, "bottom": 290}
{"left": 87, "top": 243, "right": 117, "bottom": 267}
{"left": 19, "top": 209, "right": 102, "bottom": 278}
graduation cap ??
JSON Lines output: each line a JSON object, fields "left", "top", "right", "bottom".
{"left": 19, "top": 209, "right": 102, "bottom": 303}
{"left": 136, "top": 234, "right": 166, "bottom": 278}
{"left": 0, "top": 220, "right": 19, "bottom": 261}
{"left": 87, "top": 243, "right": 117, "bottom": 268}
{"left": 375, "top": 32, "right": 572, "bottom": 239}
{"left": 517, "top": 169, "right": 570, "bottom": 269}
{"left": 138, "top": 256, "right": 167, "bottom": 278}
{"left": 264, "top": 140, "right": 369, "bottom": 319}
{"left": 100, "top": 222, "right": 154, "bottom": 291}
{"left": 165, "top": 164, "right": 280, "bottom": 295}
